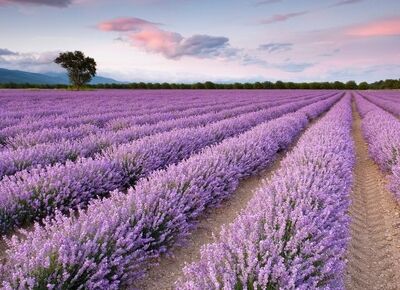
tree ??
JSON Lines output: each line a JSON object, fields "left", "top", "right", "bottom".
{"left": 54, "top": 51, "right": 96, "bottom": 89}
{"left": 345, "top": 80, "right": 358, "bottom": 90}
{"left": 332, "top": 81, "right": 345, "bottom": 90}
{"left": 275, "top": 80, "right": 286, "bottom": 89}
{"left": 262, "top": 81, "right": 274, "bottom": 89}
{"left": 286, "top": 82, "right": 296, "bottom": 89}
{"left": 254, "top": 82, "right": 263, "bottom": 89}
{"left": 309, "top": 82, "right": 322, "bottom": 89}
{"left": 204, "top": 81, "right": 216, "bottom": 89}
{"left": 358, "top": 82, "right": 369, "bottom": 90}
{"left": 161, "top": 82, "right": 171, "bottom": 89}
{"left": 299, "top": 82, "right": 310, "bottom": 89}
{"left": 192, "top": 82, "right": 205, "bottom": 89}
{"left": 233, "top": 82, "right": 244, "bottom": 89}
{"left": 243, "top": 82, "right": 254, "bottom": 89}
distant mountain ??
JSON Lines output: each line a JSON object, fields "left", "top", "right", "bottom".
{"left": 0, "top": 68, "right": 122, "bottom": 85}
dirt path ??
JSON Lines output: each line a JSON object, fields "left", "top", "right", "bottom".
{"left": 345, "top": 104, "right": 400, "bottom": 290}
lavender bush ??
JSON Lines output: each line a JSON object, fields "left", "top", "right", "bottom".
{"left": 0, "top": 95, "right": 337, "bottom": 288}
{"left": 354, "top": 92, "right": 400, "bottom": 201}
{"left": 0, "top": 94, "right": 330, "bottom": 178}
{"left": 178, "top": 94, "right": 354, "bottom": 289}
{"left": 361, "top": 92, "right": 400, "bottom": 117}
{"left": 0, "top": 90, "right": 319, "bottom": 143}
{"left": 0, "top": 95, "right": 339, "bottom": 234}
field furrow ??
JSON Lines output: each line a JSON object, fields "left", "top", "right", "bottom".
{"left": 345, "top": 102, "right": 400, "bottom": 290}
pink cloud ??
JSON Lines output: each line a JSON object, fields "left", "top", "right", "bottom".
{"left": 260, "top": 11, "right": 308, "bottom": 24}
{"left": 98, "top": 17, "right": 231, "bottom": 59}
{"left": 346, "top": 17, "right": 400, "bottom": 37}
{"left": 97, "top": 17, "right": 160, "bottom": 32}
{"left": 129, "top": 28, "right": 183, "bottom": 58}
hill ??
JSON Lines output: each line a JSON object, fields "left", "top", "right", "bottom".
{"left": 0, "top": 68, "right": 122, "bottom": 84}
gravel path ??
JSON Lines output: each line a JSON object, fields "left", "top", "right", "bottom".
{"left": 345, "top": 103, "right": 400, "bottom": 290}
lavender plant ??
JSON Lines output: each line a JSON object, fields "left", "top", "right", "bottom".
{"left": 178, "top": 94, "right": 354, "bottom": 289}
{"left": 0, "top": 94, "right": 330, "bottom": 178}
{"left": 0, "top": 96, "right": 339, "bottom": 235}
{"left": 0, "top": 96, "right": 337, "bottom": 288}
{"left": 354, "top": 92, "right": 400, "bottom": 201}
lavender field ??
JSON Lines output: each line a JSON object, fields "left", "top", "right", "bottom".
{"left": 0, "top": 89, "right": 399, "bottom": 289}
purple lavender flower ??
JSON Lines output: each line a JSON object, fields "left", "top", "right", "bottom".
{"left": 178, "top": 94, "right": 354, "bottom": 289}
{"left": 0, "top": 92, "right": 339, "bottom": 288}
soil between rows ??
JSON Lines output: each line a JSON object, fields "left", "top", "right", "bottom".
{"left": 345, "top": 103, "right": 400, "bottom": 290}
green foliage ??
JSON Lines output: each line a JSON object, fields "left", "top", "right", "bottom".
{"left": 2, "top": 79, "right": 400, "bottom": 90}
{"left": 204, "top": 81, "right": 216, "bottom": 89}
{"left": 192, "top": 82, "right": 205, "bottom": 89}
{"left": 54, "top": 51, "right": 96, "bottom": 89}
{"left": 358, "top": 81, "right": 369, "bottom": 90}
{"left": 262, "top": 81, "right": 274, "bottom": 89}
{"left": 275, "top": 80, "right": 286, "bottom": 89}
{"left": 345, "top": 80, "right": 358, "bottom": 90}
{"left": 233, "top": 82, "right": 244, "bottom": 89}
{"left": 332, "top": 81, "right": 346, "bottom": 90}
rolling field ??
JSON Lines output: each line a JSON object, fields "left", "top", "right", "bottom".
{"left": 0, "top": 89, "right": 399, "bottom": 289}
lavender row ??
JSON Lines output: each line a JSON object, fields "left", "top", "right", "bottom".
{"left": 104, "top": 93, "right": 324, "bottom": 131}
{"left": 0, "top": 96, "right": 338, "bottom": 235}
{"left": 5, "top": 92, "right": 324, "bottom": 150}
{"left": 0, "top": 97, "right": 265, "bottom": 149}
{"left": 361, "top": 92, "right": 400, "bottom": 117}
{"left": 0, "top": 94, "right": 338, "bottom": 288}
{"left": 1, "top": 90, "right": 310, "bottom": 144}
{"left": 0, "top": 90, "right": 312, "bottom": 132}
{"left": 0, "top": 94, "right": 328, "bottom": 178}
{"left": 179, "top": 94, "right": 354, "bottom": 289}
{"left": 2, "top": 124, "right": 100, "bottom": 150}
{"left": 0, "top": 89, "right": 318, "bottom": 112}
{"left": 362, "top": 91, "right": 400, "bottom": 103}
{"left": 354, "top": 93, "right": 400, "bottom": 201}
{"left": 0, "top": 90, "right": 325, "bottom": 139}
{"left": 0, "top": 96, "right": 244, "bottom": 142}
{"left": 0, "top": 89, "right": 202, "bottom": 119}
{"left": 1, "top": 90, "right": 274, "bottom": 140}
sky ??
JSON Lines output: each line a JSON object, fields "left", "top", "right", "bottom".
{"left": 0, "top": 0, "right": 399, "bottom": 83}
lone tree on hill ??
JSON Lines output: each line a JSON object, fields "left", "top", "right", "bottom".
{"left": 54, "top": 51, "right": 96, "bottom": 89}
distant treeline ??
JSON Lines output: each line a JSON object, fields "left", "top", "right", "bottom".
{"left": 1, "top": 79, "right": 399, "bottom": 90}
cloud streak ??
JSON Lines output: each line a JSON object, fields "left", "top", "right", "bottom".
{"left": 98, "top": 17, "right": 234, "bottom": 59}
{"left": 331, "top": 0, "right": 363, "bottom": 7}
{"left": 0, "top": 0, "right": 72, "bottom": 7}
{"left": 259, "top": 42, "right": 293, "bottom": 53}
{"left": 346, "top": 17, "right": 400, "bottom": 37}
{"left": 275, "top": 62, "right": 314, "bottom": 72}
{"left": 0, "top": 50, "right": 60, "bottom": 72}
{"left": 97, "top": 17, "right": 161, "bottom": 32}
{"left": 319, "top": 48, "right": 341, "bottom": 57}
{"left": 260, "top": 11, "right": 308, "bottom": 24}
{"left": 0, "top": 48, "right": 18, "bottom": 56}
{"left": 253, "top": 0, "right": 282, "bottom": 6}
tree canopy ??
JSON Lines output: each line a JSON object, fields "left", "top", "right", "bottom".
{"left": 54, "top": 51, "right": 96, "bottom": 89}
{"left": 2, "top": 78, "right": 400, "bottom": 90}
